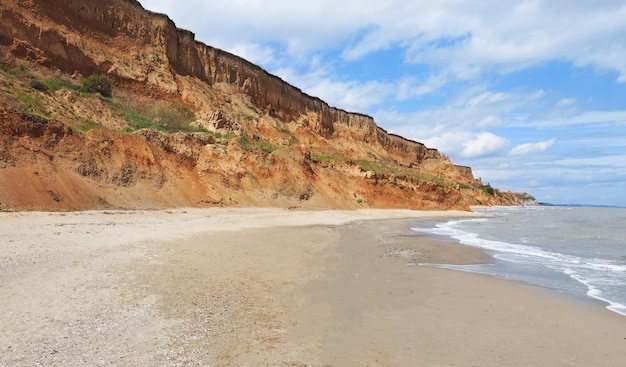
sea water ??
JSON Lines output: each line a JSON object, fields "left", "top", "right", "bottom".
{"left": 411, "top": 206, "right": 626, "bottom": 316}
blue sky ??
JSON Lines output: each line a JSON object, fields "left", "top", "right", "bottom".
{"left": 139, "top": 0, "right": 626, "bottom": 206}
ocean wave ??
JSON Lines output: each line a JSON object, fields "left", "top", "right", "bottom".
{"left": 412, "top": 213, "right": 626, "bottom": 317}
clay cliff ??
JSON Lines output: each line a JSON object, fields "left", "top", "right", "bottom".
{"left": 0, "top": 0, "right": 534, "bottom": 211}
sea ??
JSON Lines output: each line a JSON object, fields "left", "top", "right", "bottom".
{"left": 411, "top": 206, "right": 626, "bottom": 316}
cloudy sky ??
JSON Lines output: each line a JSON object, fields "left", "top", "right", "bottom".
{"left": 139, "top": 0, "right": 626, "bottom": 206}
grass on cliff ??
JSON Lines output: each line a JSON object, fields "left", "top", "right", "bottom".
{"left": 0, "top": 60, "right": 92, "bottom": 96}
{"left": 311, "top": 152, "right": 348, "bottom": 162}
{"left": 75, "top": 118, "right": 104, "bottom": 133}
{"left": 356, "top": 159, "right": 456, "bottom": 186}
{"left": 42, "top": 74, "right": 82, "bottom": 93}
{"left": 206, "top": 131, "right": 237, "bottom": 139}
{"left": 0, "top": 61, "right": 52, "bottom": 121}
{"left": 308, "top": 151, "right": 458, "bottom": 187}
{"left": 9, "top": 89, "right": 53, "bottom": 121}
{"left": 107, "top": 98, "right": 202, "bottom": 133}
{"left": 0, "top": 60, "right": 242, "bottom": 139}
{"left": 239, "top": 133, "right": 280, "bottom": 153}
{"left": 515, "top": 192, "right": 536, "bottom": 201}
{"left": 0, "top": 60, "right": 204, "bottom": 134}
{"left": 0, "top": 61, "right": 111, "bottom": 122}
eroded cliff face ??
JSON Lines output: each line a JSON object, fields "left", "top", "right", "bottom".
{"left": 0, "top": 0, "right": 445, "bottom": 162}
{"left": 0, "top": 0, "right": 531, "bottom": 211}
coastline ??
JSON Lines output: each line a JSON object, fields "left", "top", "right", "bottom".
{"left": 1, "top": 208, "right": 624, "bottom": 366}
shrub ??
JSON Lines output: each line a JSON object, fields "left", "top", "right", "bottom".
{"left": 108, "top": 99, "right": 197, "bottom": 133}
{"left": 29, "top": 79, "right": 48, "bottom": 92}
{"left": 480, "top": 184, "right": 495, "bottom": 196}
{"left": 516, "top": 192, "right": 536, "bottom": 201}
{"left": 149, "top": 102, "right": 195, "bottom": 132}
{"left": 82, "top": 74, "right": 112, "bottom": 97}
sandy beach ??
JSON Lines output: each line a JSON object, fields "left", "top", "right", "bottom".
{"left": 1, "top": 208, "right": 624, "bottom": 366}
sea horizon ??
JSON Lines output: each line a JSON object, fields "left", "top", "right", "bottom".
{"left": 537, "top": 202, "right": 626, "bottom": 209}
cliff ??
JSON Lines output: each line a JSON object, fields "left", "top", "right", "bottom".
{"left": 0, "top": 0, "right": 533, "bottom": 211}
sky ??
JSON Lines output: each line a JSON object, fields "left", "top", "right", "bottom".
{"left": 138, "top": 0, "right": 626, "bottom": 206}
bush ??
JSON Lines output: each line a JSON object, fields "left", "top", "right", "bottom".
{"left": 150, "top": 102, "right": 196, "bottom": 132}
{"left": 82, "top": 74, "right": 112, "bottom": 97}
{"left": 480, "top": 184, "right": 495, "bottom": 196}
{"left": 29, "top": 79, "right": 48, "bottom": 92}
{"left": 108, "top": 99, "right": 197, "bottom": 133}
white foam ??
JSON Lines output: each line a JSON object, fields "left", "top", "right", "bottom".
{"left": 413, "top": 216, "right": 626, "bottom": 317}
{"left": 564, "top": 269, "right": 626, "bottom": 316}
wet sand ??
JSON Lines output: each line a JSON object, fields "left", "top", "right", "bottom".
{"left": 1, "top": 208, "right": 624, "bottom": 366}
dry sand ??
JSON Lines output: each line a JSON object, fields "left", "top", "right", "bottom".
{"left": 1, "top": 208, "right": 624, "bottom": 366}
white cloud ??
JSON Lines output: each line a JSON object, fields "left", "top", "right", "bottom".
{"left": 553, "top": 154, "right": 626, "bottom": 168}
{"left": 139, "top": 0, "right": 375, "bottom": 55}
{"left": 526, "top": 110, "right": 626, "bottom": 127}
{"left": 376, "top": 87, "right": 546, "bottom": 136}
{"left": 468, "top": 153, "right": 626, "bottom": 204}
{"left": 565, "top": 136, "right": 626, "bottom": 147}
{"left": 556, "top": 98, "right": 577, "bottom": 107}
{"left": 466, "top": 91, "right": 509, "bottom": 108}
{"left": 289, "top": 69, "right": 543, "bottom": 114}
{"left": 307, "top": 79, "right": 392, "bottom": 113}
{"left": 509, "top": 138, "right": 557, "bottom": 156}
{"left": 460, "top": 132, "right": 510, "bottom": 158}
{"left": 396, "top": 73, "right": 449, "bottom": 100}
{"left": 226, "top": 43, "right": 279, "bottom": 67}
{"left": 273, "top": 66, "right": 394, "bottom": 112}
{"left": 139, "top": 0, "right": 626, "bottom": 82}
{"left": 421, "top": 131, "right": 509, "bottom": 159}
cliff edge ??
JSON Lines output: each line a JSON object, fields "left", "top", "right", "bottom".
{"left": 0, "top": 0, "right": 534, "bottom": 211}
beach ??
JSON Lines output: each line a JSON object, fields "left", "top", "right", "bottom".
{"left": 1, "top": 208, "right": 624, "bottom": 366}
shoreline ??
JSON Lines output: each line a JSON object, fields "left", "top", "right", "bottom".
{"left": 1, "top": 208, "right": 624, "bottom": 366}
